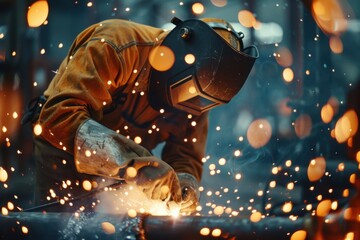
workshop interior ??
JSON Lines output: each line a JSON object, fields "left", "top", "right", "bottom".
{"left": 0, "top": 0, "right": 360, "bottom": 239}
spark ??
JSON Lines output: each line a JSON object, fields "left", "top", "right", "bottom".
{"left": 33, "top": 124, "right": 42, "bottom": 136}
{"left": 200, "top": 227, "right": 210, "bottom": 236}
{"left": 22, "top": 226, "right": 29, "bottom": 234}
{"left": 134, "top": 136, "right": 142, "bottom": 144}
{"left": 1, "top": 207, "right": 8, "bottom": 216}
{"left": 250, "top": 211, "right": 262, "bottom": 222}
{"left": 212, "top": 228, "right": 222, "bottom": 237}
{"left": 128, "top": 209, "right": 137, "bottom": 218}
{"left": 0, "top": 167, "right": 8, "bottom": 182}
{"left": 82, "top": 180, "right": 92, "bottom": 191}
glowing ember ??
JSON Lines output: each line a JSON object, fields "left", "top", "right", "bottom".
{"left": 33, "top": 124, "right": 42, "bottom": 136}
{"left": 212, "top": 228, "right": 222, "bottom": 237}
{"left": 345, "top": 232, "right": 355, "bottom": 240}
{"left": 218, "top": 158, "right": 226, "bottom": 166}
{"left": 200, "top": 227, "right": 210, "bottom": 236}
{"left": 126, "top": 167, "right": 137, "bottom": 178}
{"left": 21, "top": 226, "right": 29, "bottom": 234}
{"left": 282, "top": 201, "right": 293, "bottom": 213}
{"left": 0, "top": 167, "right": 8, "bottom": 182}
{"left": 101, "top": 221, "right": 116, "bottom": 235}
{"left": 235, "top": 173, "right": 241, "bottom": 180}
{"left": 7, "top": 202, "right": 14, "bottom": 210}
{"left": 127, "top": 209, "right": 137, "bottom": 218}
{"left": 282, "top": 67, "right": 294, "bottom": 82}
{"left": 134, "top": 136, "right": 142, "bottom": 144}
{"left": 82, "top": 180, "right": 92, "bottom": 191}
{"left": 331, "top": 201, "right": 338, "bottom": 210}
{"left": 1, "top": 207, "right": 8, "bottom": 216}
{"left": 184, "top": 53, "right": 195, "bottom": 64}
{"left": 250, "top": 211, "right": 262, "bottom": 222}
{"left": 214, "top": 205, "right": 224, "bottom": 215}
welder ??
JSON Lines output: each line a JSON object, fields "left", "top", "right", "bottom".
{"left": 22, "top": 17, "right": 258, "bottom": 213}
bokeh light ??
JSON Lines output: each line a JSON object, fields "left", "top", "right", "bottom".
{"left": 27, "top": 0, "right": 49, "bottom": 27}
{"left": 246, "top": 119, "right": 272, "bottom": 148}
{"left": 311, "top": 0, "right": 350, "bottom": 35}
{"left": 321, "top": 103, "right": 334, "bottom": 124}
{"left": 334, "top": 109, "right": 358, "bottom": 143}
{"left": 238, "top": 10, "right": 256, "bottom": 28}
{"left": 307, "top": 156, "right": 326, "bottom": 182}
{"left": 149, "top": 46, "right": 175, "bottom": 71}
{"left": 101, "top": 221, "right": 116, "bottom": 235}
{"left": 184, "top": 53, "right": 196, "bottom": 64}
{"left": 192, "top": 3, "right": 205, "bottom": 15}
{"left": 0, "top": 167, "right": 8, "bottom": 182}
{"left": 294, "top": 114, "right": 312, "bottom": 139}
{"left": 275, "top": 47, "right": 293, "bottom": 67}
{"left": 250, "top": 211, "right": 262, "bottom": 222}
{"left": 329, "top": 36, "right": 343, "bottom": 54}
{"left": 210, "top": 0, "right": 227, "bottom": 7}
{"left": 283, "top": 67, "right": 294, "bottom": 82}
{"left": 316, "top": 199, "right": 332, "bottom": 217}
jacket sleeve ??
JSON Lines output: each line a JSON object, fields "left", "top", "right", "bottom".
{"left": 161, "top": 112, "right": 209, "bottom": 181}
{"left": 38, "top": 39, "right": 124, "bottom": 154}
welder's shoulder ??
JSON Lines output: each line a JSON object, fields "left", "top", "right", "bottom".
{"left": 94, "top": 19, "right": 165, "bottom": 44}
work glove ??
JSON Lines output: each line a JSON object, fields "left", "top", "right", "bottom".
{"left": 177, "top": 173, "right": 200, "bottom": 214}
{"left": 122, "top": 156, "right": 182, "bottom": 203}
{"left": 74, "top": 119, "right": 181, "bottom": 203}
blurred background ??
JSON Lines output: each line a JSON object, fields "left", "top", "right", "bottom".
{"left": 0, "top": 0, "right": 360, "bottom": 220}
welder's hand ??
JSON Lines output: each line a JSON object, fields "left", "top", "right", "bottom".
{"left": 177, "top": 173, "right": 200, "bottom": 214}
{"left": 122, "top": 156, "right": 182, "bottom": 204}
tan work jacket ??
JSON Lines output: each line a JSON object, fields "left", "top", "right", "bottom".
{"left": 37, "top": 19, "right": 208, "bottom": 183}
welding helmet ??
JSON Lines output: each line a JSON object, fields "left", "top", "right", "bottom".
{"left": 148, "top": 17, "right": 259, "bottom": 115}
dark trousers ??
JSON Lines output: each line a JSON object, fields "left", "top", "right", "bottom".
{"left": 33, "top": 136, "right": 101, "bottom": 212}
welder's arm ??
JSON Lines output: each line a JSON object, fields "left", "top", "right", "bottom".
{"left": 177, "top": 173, "right": 200, "bottom": 213}
{"left": 162, "top": 112, "right": 209, "bottom": 212}
{"left": 74, "top": 119, "right": 182, "bottom": 203}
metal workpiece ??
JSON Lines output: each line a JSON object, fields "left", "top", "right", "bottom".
{"left": 142, "top": 214, "right": 311, "bottom": 240}
{"left": 0, "top": 212, "right": 313, "bottom": 240}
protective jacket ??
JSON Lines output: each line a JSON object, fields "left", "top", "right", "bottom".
{"left": 33, "top": 19, "right": 208, "bottom": 208}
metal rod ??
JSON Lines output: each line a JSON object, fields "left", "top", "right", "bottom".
{"left": 0, "top": 212, "right": 315, "bottom": 240}
{"left": 23, "top": 181, "right": 125, "bottom": 212}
